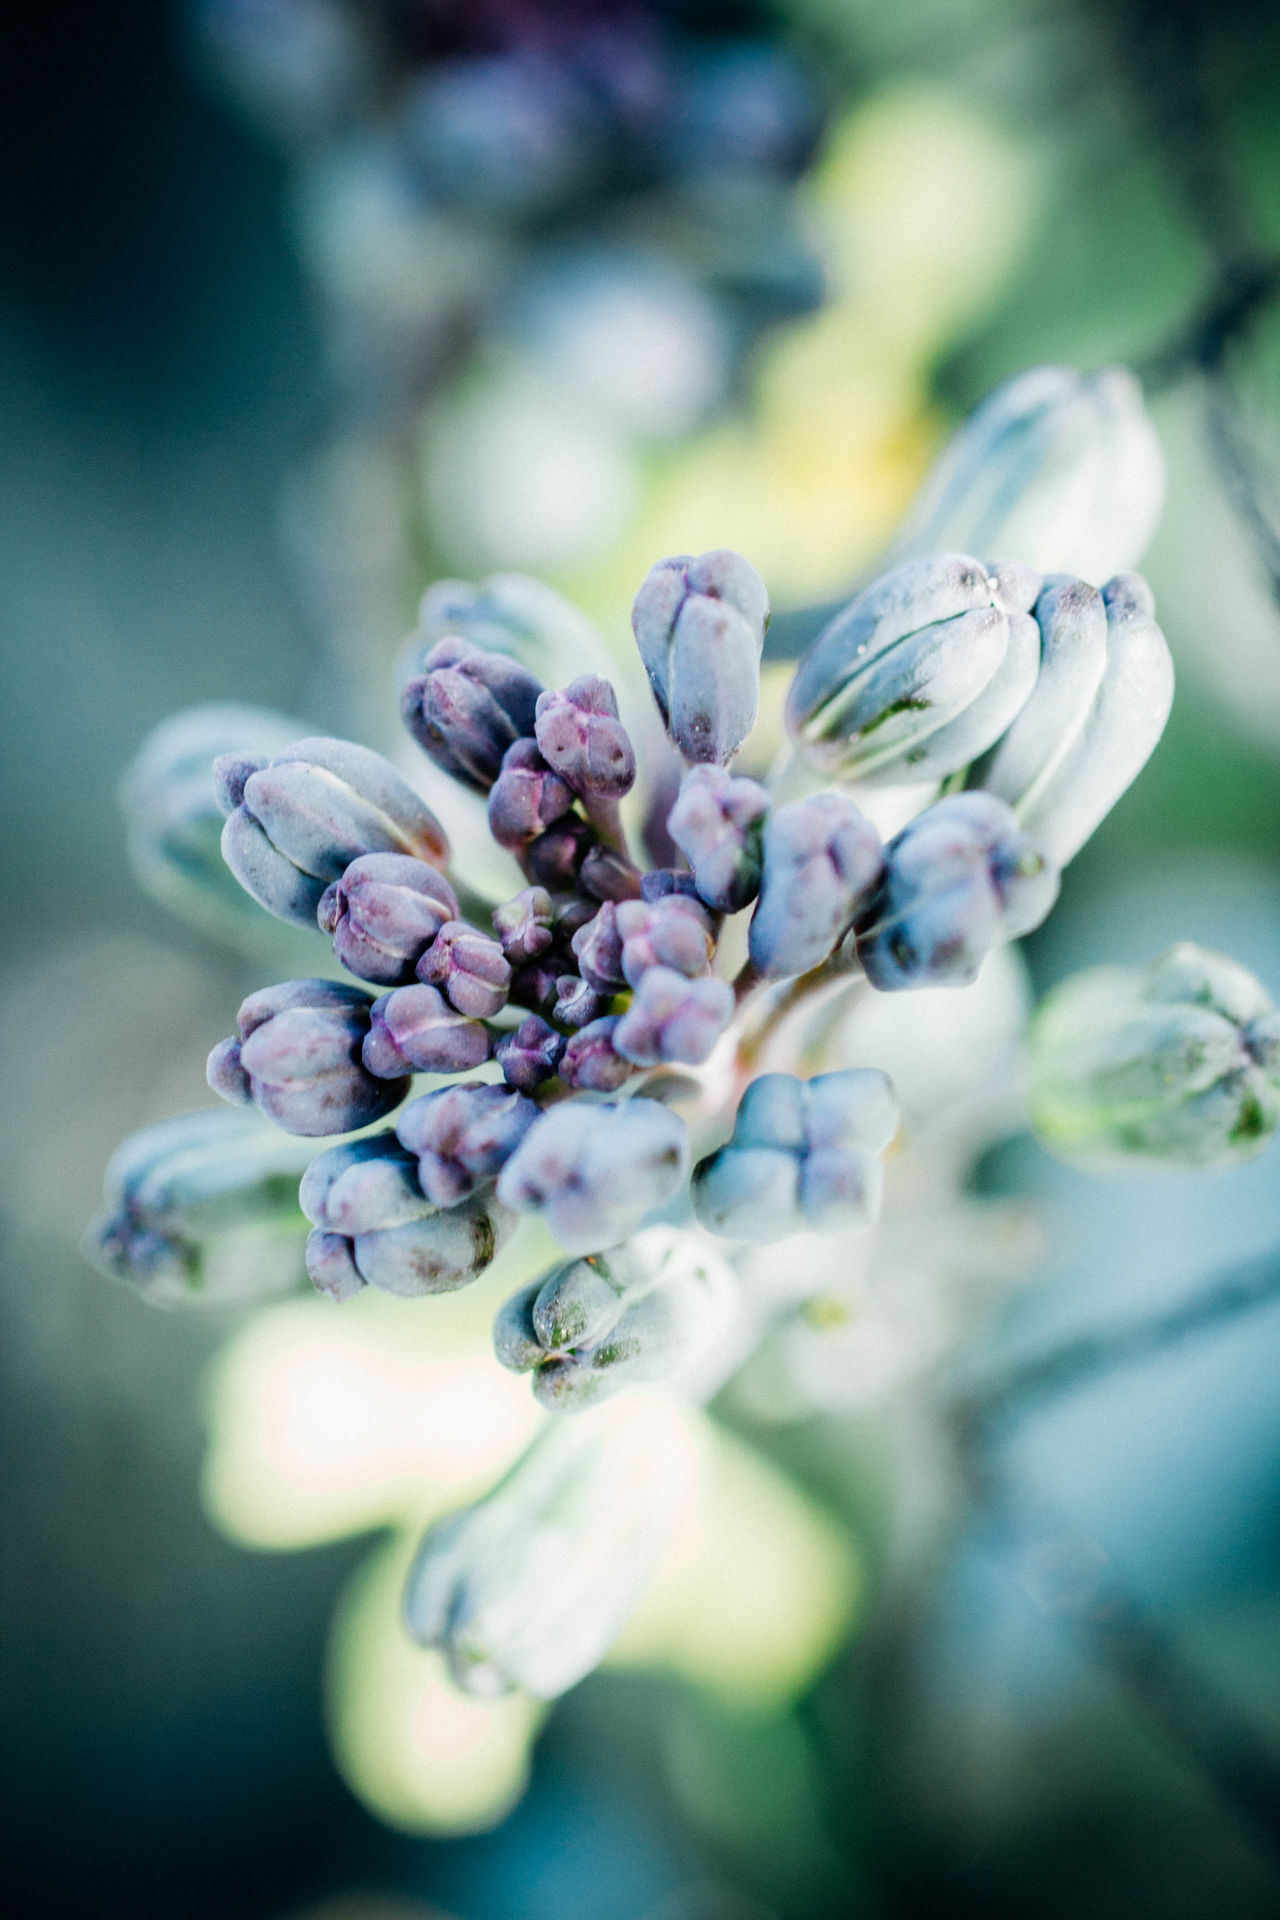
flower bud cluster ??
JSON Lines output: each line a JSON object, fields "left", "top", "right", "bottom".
{"left": 125, "top": 528, "right": 1184, "bottom": 1329}
{"left": 95, "top": 439, "right": 1276, "bottom": 1727}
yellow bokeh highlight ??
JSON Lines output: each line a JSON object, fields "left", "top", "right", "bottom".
{"left": 607, "top": 1420, "right": 859, "bottom": 1707}
{"left": 561, "top": 84, "right": 1037, "bottom": 622}
{"left": 202, "top": 1225, "right": 556, "bottom": 1548}
{"left": 328, "top": 1528, "right": 543, "bottom": 1837}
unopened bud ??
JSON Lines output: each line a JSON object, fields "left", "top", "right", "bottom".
{"left": 856, "top": 792, "right": 1058, "bottom": 991}
{"left": 554, "top": 974, "right": 610, "bottom": 1030}
{"left": 526, "top": 816, "right": 595, "bottom": 889}
{"left": 496, "top": 1097, "right": 690, "bottom": 1254}
{"left": 84, "top": 1108, "right": 314, "bottom": 1308}
{"left": 494, "top": 1227, "right": 735, "bottom": 1411}
{"left": 121, "top": 703, "right": 305, "bottom": 950}
{"left": 613, "top": 968, "right": 734, "bottom": 1067}
{"left": 615, "top": 893, "right": 716, "bottom": 986}
{"left": 363, "top": 984, "right": 492, "bottom": 1077}
{"left": 785, "top": 555, "right": 1042, "bottom": 785}
{"left": 571, "top": 903, "right": 626, "bottom": 993}
{"left": 1002, "top": 572, "right": 1174, "bottom": 867}
{"left": 415, "top": 920, "right": 512, "bottom": 1018}
{"left": 632, "top": 548, "right": 770, "bottom": 763}
{"left": 208, "top": 978, "right": 407, "bottom": 1135}
{"left": 487, "top": 738, "right": 576, "bottom": 850}
{"left": 216, "top": 735, "right": 449, "bottom": 927}
{"left": 693, "top": 1069, "right": 897, "bottom": 1241}
{"left": 534, "top": 676, "right": 636, "bottom": 800}
{"left": 306, "top": 1190, "right": 512, "bottom": 1300}
{"left": 495, "top": 1013, "right": 566, "bottom": 1091}
{"left": 667, "top": 764, "right": 769, "bottom": 911}
{"left": 560, "top": 1016, "right": 635, "bottom": 1091}
{"left": 401, "top": 637, "right": 543, "bottom": 792}
{"left": 403, "top": 1395, "right": 697, "bottom": 1697}
{"left": 317, "top": 853, "right": 459, "bottom": 986}
{"left": 1029, "top": 942, "right": 1280, "bottom": 1169}
{"left": 395, "top": 1082, "right": 540, "bottom": 1206}
{"left": 890, "top": 365, "right": 1165, "bottom": 582}
{"left": 493, "top": 886, "right": 555, "bottom": 967}
{"left": 748, "top": 792, "right": 882, "bottom": 980}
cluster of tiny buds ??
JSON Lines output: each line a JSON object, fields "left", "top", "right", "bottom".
{"left": 186, "top": 541, "right": 1173, "bottom": 1411}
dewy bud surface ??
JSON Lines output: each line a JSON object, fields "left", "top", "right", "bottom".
{"left": 1028, "top": 942, "right": 1280, "bottom": 1169}
{"left": 889, "top": 364, "right": 1165, "bottom": 582}
{"left": 632, "top": 548, "right": 769, "bottom": 763}
{"left": 785, "top": 554, "right": 1043, "bottom": 785}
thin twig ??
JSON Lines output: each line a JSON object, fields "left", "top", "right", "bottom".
{"left": 951, "top": 1245, "right": 1280, "bottom": 1444}
{"left": 945, "top": 1243, "right": 1280, "bottom": 1860}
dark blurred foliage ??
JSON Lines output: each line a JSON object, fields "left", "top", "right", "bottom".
{"left": 8, "top": 4, "right": 1280, "bottom": 1919}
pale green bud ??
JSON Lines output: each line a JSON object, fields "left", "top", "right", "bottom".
{"left": 493, "top": 1226, "right": 737, "bottom": 1411}
{"left": 1028, "top": 943, "right": 1280, "bottom": 1169}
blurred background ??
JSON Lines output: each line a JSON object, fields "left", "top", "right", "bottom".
{"left": 6, "top": 2, "right": 1280, "bottom": 1916}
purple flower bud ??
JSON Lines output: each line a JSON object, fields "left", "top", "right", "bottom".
{"left": 551, "top": 893, "right": 598, "bottom": 938}
{"left": 496, "top": 1014, "right": 566, "bottom": 1092}
{"left": 640, "top": 868, "right": 704, "bottom": 904}
{"left": 486, "top": 739, "right": 576, "bottom": 851}
{"left": 855, "top": 792, "right": 1059, "bottom": 991}
{"left": 493, "top": 886, "right": 555, "bottom": 967}
{"left": 396, "top": 1082, "right": 541, "bottom": 1207}
{"left": 306, "top": 1194, "right": 512, "bottom": 1299}
{"left": 363, "top": 985, "right": 492, "bottom": 1077}
{"left": 561, "top": 1017, "right": 635, "bottom": 1091}
{"left": 496, "top": 1098, "right": 690, "bottom": 1254}
{"left": 208, "top": 978, "right": 407, "bottom": 1136}
{"left": 401, "top": 637, "right": 543, "bottom": 792}
{"left": 632, "top": 549, "right": 770, "bottom": 764}
{"left": 510, "top": 956, "right": 566, "bottom": 1016}
{"left": 667, "top": 765, "right": 770, "bottom": 912}
{"left": 613, "top": 968, "right": 734, "bottom": 1067}
{"left": 415, "top": 920, "right": 512, "bottom": 1018}
{"left": 317, "top": 853, "right": 460, "bottom": 986}
{"left": 554, "top": 975, "right": 610, "bottom": 1030}
{"left": 571, "top": 903, "right": 626, "bottom": 993}
{"left": 300, "top": 1132, "right": 432, "bottom": 1236}
{"left": 615, "top": 894, "right": 715, "bottom": 987}
{"left": 526, "top": 816, "right": 596, "bottom": 889}
{"left": 534, "top": 676, "right": 636, "bottom": 800}
{"left": 748, "top": 793, "right": 883, "bottom": 980}
{"left": 579, "top": 844, "right": 644, "bottom": 902}
{"left": 216, "top": 736, "right": 451, "bottom": 927}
